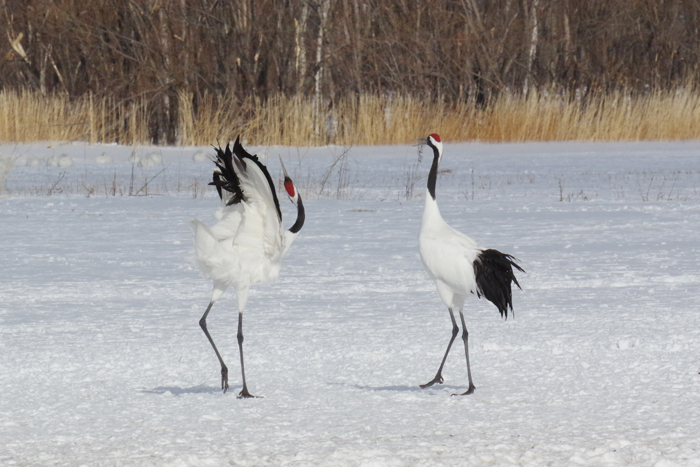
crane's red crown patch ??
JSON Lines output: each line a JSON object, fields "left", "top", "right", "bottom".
{"left": 284, "top": 180, "right": 296, "bottom": 197}
{"left": 429, "top": 133, "right": 441, "bottom": 143}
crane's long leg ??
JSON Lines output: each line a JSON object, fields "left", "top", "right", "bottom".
{"left": 199, "top": 301, "right": 229, "bottom": 393}
{"left": 236, "top": 311, "right": 258, "bottom": 399}
{"left": 455, "top": 310, "right": 476, "bottom": 395}
{"left": 420, "top": 308, "right": 459, "bottom": 388}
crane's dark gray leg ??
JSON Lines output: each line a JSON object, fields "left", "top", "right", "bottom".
{"left": 236, "top": 311, "right": 258, "bottom": 399}
{"left": 454, "top": 310, "right": 476, "bottom": 395}
{"left": 421, "top": 308, "right": 459, "bottom": 388}
{"left": 199, "top": 301, "right": 229, "bottom": 393}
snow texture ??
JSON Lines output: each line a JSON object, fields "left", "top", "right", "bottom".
{"left": 1, "top": 140, "right": 700, "bottom": 466}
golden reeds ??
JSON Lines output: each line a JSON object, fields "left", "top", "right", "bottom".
{"left": 3, "top": 88, "right": 700, "bottom": 146}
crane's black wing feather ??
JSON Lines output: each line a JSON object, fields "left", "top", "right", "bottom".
{"left": 474, "top": 249, "right": 525, "bottom": 319}
{"left": 208, "top": 136, "right": 283, "bottom": 221}
{"left": 209, "top": 140, "right": 244, "bottom": 206}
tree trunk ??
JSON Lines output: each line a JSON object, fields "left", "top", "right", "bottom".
{"left": 523, "top": 0, "right": 539, "bottom": 95}
{"left": 313, "top": 0, "right": 331, "bottom": 137}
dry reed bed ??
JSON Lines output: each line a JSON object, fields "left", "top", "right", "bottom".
{"left": 2, "top": 89, "right": 700, "bottom": 146}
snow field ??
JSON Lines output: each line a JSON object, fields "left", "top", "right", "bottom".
{"left": 1, "top": 141, "right": 700, "bottom": 465}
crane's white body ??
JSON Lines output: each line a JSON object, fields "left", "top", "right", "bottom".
{"left": 419, "top": 193, "right": 480, "bottom": 311}
{"left": 190, "top": 201, "right": 297, "bottom": 308}
{"left": 190, "top": 149, "right": 298, "bottom": 308}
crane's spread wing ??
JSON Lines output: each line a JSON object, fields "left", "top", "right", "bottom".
{"left": 209, "top": 137, "right": 282, "bottom": 222}
{"left": 228, "top": 137, "right": 284, "bottom": 261}
{"left": 191, "top": 136, "right": 285, "bottom": 288}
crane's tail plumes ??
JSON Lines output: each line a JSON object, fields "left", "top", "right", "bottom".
{"left": 474, "top": 249, "right": 525, "bottom": 319}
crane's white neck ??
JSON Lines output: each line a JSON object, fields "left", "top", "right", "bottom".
{"left": 282, "top": 229, "right": 299, "bottom": 257}
{"left": 422, "top": 189, "right": 445, "bottom": 228}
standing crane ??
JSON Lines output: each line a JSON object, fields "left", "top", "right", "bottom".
{"left": 190, "top": 136, "right": 305, "bottom": 398}
{"left": 418, "top": 134, "right": 524, "bottom": 395}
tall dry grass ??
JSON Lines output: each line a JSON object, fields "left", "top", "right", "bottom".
{"left": 0, "top": 89, "right": 150, "bottom": 145}
{"left": 3, "top": 88, "right": 700, "bottom": 146}
{"left": 0, "top": 155, "right": 13, "bottom": 195}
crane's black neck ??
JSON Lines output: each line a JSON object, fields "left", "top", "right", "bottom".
{"left": 289, "top": 196, "right": 305, "bottom": 234}
{"left": 427, "top": 145, "right": 440, "bottom": 200}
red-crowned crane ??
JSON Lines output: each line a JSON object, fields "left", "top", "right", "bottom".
{"left": 418, "top": 134, "right": 523, "bottom": 395}
{"left": 190, "top": 136, "right": 305, "bottom": 398}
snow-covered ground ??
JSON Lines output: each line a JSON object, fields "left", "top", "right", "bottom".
{"left": 1, "top": 140, "right": 700, "bottom": 466}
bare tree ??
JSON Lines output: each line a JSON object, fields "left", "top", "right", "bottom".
{"left": 2, "top": 0, "right": 700, "bottom": 143}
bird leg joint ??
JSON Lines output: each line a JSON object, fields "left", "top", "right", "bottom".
{"left": 221, "top": 365, "right": 229, "bottom": 393}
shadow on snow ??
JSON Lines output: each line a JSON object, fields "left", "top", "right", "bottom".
{"left": 140, "top": 384, "right": 226, "bottom": 396}
{"left": 346, "top": 383, "right": 468, "bottom": 393}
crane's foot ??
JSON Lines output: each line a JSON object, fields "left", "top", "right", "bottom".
{"left": 452, "top": 384, "right": 476, "bottom": 396}
{"left": 237, "top": 387, "right": 261, "bottom": 399}
{"left": 420, "top": 374, "right": 444, "bottom": 388}
{"left": 221, "top": 366, "right": 229, "bottom": 394}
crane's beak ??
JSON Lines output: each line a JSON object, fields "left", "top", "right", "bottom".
{"left": 279, "top": 156, "right": 291, "bottom": 180}
{"left": 279, "top": 156, "right": 299, "bottom": 200}
{"left": 412, "top": 136, "right": 428, "bottom": 147}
